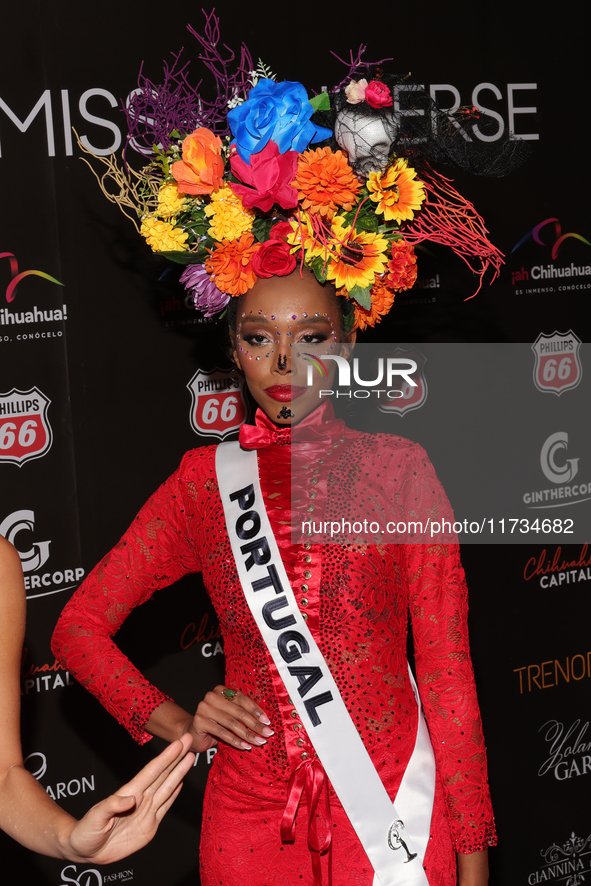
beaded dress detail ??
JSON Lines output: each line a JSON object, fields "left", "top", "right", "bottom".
{"left": 52, "top": 402, "right": 496, "bottom": 886}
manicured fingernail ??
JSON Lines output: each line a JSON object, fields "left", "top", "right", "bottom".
{"left": 262, "top": 727, "right": 275, "bottom": 737}
{"left": 240, "top": 742, "right": 252, "bottom": 750}
{"left": 257, "top": 712, "right": 271, "bottom": 725}
{"left": 252, "top": 736, "right": 267, "bottom": 745}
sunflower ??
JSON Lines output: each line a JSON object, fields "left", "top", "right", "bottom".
{"left": 204, "top": 185, "right": 254, "bottom": 241}
{"left": 140, "top": 216, "right": 188, "bottom": 252}
{"left": 325, "top": 216, "right": 389, "bottom": 291}
{"left": 340, "top": 278, "right": 397, "bottom": 330}
{"left": 367, "top": 158, "right": 426, "bottom": 223}
{"left": 293, "top": 147, "right": 361, "bottom": 219}
{"left": 205, "top": 232, "right": 260, "bottom": 296}
{"left": 386, "top": 240, "right": 418, "bottom": 291}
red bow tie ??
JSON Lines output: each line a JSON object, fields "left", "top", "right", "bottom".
{"left": 238, "top": 423, "right": 292, "bottom": 450}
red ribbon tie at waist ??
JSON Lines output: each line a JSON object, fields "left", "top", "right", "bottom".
{"left": 281, "top": 756, "right": 333, "bottom": 885}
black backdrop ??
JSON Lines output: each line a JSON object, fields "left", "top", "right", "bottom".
{"left": 1, "top": 2, "right": 590, "bottom": 884}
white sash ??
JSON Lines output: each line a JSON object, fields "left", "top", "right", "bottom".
{"left": 216, "top": 441, "right": 435, "bottom": 886}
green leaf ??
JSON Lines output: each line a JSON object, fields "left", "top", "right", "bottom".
{"left": 343, "top": 310, "right": 356, "bottom": 333}
{"left": 310, "top": 256, "right": 329, "bottom": 284}
{"left": 252, "top": 216, "right": 274, "bottom": 243}
{"left": 309, "top": 92, "right": 331, "bottom": 111}
{"left": 157, "top": 251, "right": 204, "bottom": 265}
{"left": 348, "top": 284, "right": 372, "bottom": 309}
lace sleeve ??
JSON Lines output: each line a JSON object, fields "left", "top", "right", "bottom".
{"left": 404, "top": 541, "right": 497, "bottom": 853}
{"left": 51, "top": 454, "right": 202, "bottom": 744}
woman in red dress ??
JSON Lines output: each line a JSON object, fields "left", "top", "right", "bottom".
{"left": 52, "top": 270, "right": 496, "bottom": 886}
{"left": 51, "top": 35, "right": 521, "bottom": 880}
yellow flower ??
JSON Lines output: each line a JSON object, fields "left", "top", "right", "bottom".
{"left": 156, "top": 182, "right": 186, "bottom": 218}
{"left": 204, "top": 185, "right": 254, "bottom": 241}
{"left": 140, "top": 216, "right": 188, "bottom": 252}
{"left": 325, "top": 216, "right": 389, "bottom": 291}
{"left": 367, "top": 158, "right": 426, "bottom": 222}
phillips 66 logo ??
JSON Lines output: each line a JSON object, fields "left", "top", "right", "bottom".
{"left": 532, "top": 330, "right": 582, "bottom": 395}
{"left": 188, "top": 368, "right": 247, "bottom": 440}
{"left": 377, "top": 348, "right": 428, "bottom": 416}
{"left": 0, "top": 387, "right": 52, "bottom": 466}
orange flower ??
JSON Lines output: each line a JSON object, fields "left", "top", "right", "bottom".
{"left": 339, "top": 278, "right": 396, "bottom": 330}
{"left": 293, "top": 147, "right": 361, "bottom": 219}
{"left": 386, "top": 240, "right": 418, "bottom": 291}
{"left": 205, "top": 232, "right": 260, "bottom": 296}
{"left": 171, "top": 128, "right": 224, "bottom": 196}
{"left": 367, "top": 157, "right": 425, "bottom": 222}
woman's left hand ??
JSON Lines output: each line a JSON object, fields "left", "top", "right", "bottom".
{"left": 457, "top": 849, "right": 489, "bottom": 886}
{"left": 66, "top": 735, "right": 194, "bottom": 863}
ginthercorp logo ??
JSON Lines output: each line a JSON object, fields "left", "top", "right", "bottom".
{"left": 0, "top": 387, "right": 52, "bottom": 465}
{"left": 532, "top": 331, "right": 582, "bottom": 395}
{"left": 523, "top": 432, "right": 590, "bottom": 509}
{"left": 304, "top": 354, "right": 418, "bottom": 402}
{"left": 0, "top": 509, "right": 84, "bottom": 598}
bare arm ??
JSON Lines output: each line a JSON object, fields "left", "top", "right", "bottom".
{"left": 458, "top": 848, "right": 489, "bottom": 886}
{"left": 0, "top": 536, "right": 194, "bottom": 860}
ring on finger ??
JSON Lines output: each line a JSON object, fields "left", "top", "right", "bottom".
{"left": 222, "top": 687, "right": 238, "bottom": 700}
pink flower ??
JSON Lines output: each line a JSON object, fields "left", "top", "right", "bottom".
{"left": 365, "top": 81, "right": 393, "bottom": 109}
{"left": 345, "top": 78, "right": 368, "bottom": 104}
{"left": 230, "top": 140, "right": 299, "bottom": 212}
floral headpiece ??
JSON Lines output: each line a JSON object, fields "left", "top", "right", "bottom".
{"left": 85, "top": 12, "right": 527, "bottom": 331}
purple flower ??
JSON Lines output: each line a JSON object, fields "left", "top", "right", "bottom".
{"left": 180, "top": 264, "right": 230, "bottom": 317}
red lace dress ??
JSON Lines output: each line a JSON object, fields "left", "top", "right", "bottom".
{"left": 52, "top": 402, "right": 496, "bottom": 886}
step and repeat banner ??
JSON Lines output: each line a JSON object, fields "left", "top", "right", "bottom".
{"left": 1, "top": 2, "right": 589, "bottom": 884}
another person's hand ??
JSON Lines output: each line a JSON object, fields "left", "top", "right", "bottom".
{"left": 66, "top": 734, "right": 194, "bottom": 864}
{"left": 186, "top": 685, "right": 274, "bottom": 753}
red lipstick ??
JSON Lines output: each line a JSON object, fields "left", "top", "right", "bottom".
{"left": 264, "top": 385, "right": 307, "bottom": 402}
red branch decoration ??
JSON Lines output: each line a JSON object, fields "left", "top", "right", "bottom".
{"left": 403, "top": 166, "right": 504, "bottom": 298}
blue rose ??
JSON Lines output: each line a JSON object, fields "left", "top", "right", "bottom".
{"left": 228, "top": 79, "right": 332, "bottom": 163}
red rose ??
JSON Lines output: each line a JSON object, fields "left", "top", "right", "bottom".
{"left": 365, "top": 81, "right": 393, "bottom": 109}
{"left": 252, "top": 238, "right": 296, "bottom": 278}
{"left": 269, "top": 221, "right": 294, "bottom": 242}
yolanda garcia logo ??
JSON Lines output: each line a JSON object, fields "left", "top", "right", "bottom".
{"left": 188, "top": 367, "right": 247, "bottom": 440}
{"left": 0, "top": 387, "right": 52, "bottom": 465}
{"left": 523, "top": 432, "right": 590, "bottom": 509}
{"left": 532, "top": 331, "right": 582, "bottom": 395}
{"left": 527, "top": 833, "right": 591, "bottom": 885}
{"left": 538, "top": 719, "right": 591, "bottom": 781}
{"left": 0, "top": 509, "right": 84, "bottom": 599}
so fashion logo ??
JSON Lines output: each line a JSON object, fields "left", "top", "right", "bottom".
{"left": 58, "top": 866, "right": 134, "bottom": 886}
{"left": 0, "top": 509, "right": 84, "bottom": 599}
{"left": 523, "top": 432, "right": 590, "bottom": 509}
